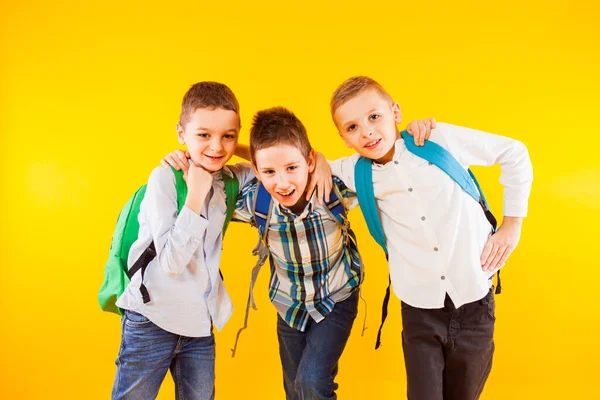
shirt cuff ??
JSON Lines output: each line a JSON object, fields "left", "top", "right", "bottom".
{"left": 503, "top": 199, "right": 528, "bottom": 218}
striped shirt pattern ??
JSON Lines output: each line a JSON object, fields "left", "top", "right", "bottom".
{"left": 234, "top": 176, "right": 362, "bottom": 331}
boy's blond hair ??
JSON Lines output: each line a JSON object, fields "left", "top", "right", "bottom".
{"left": 250, "top": 107, "right": 312, "bottom": 165}
{"left": 330, "top": 76, "right": 393, "bottom": 119}
{"left": 179, "top": 81, "right": 240, "bottom": 125}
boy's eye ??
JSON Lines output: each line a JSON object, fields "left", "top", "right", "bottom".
{"left": 347, "top": 124, "right": 357, "bottom": 132}
{"left": 263, "top": 170, "right": 275, "bottom": 175}
{"left": 369, "top": 114, "right": 380, "bottom": 121}
{"left": 224, "top": 134, "right": 236, "bottom": 140}
{"left": 287, "top": 165, "right": 298, "bottom": 172}
{"left": 197, "top": 133, "right": 210, "bottom": 138}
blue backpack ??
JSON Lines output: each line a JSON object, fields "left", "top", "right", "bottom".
{"left": 354, "top": 130, "right": 499, "bottom": 349}
{"left": 230, "top": 180, "right": 349, "bottom": 357}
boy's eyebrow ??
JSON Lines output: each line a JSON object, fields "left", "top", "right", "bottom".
{"left": 259, "top": 160, "right": 301, "bottom": 171}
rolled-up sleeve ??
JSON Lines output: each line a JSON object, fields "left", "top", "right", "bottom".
{"left": 144, "top": 166, "right": 208, "bottom": 275}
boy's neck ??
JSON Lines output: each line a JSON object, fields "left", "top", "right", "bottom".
{"left": 286, "top": 189, "right": 312, "bottom": 215}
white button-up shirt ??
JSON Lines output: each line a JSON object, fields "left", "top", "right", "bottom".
{"left": 330, "top": 123, "right": 533, "bottom": 309}
{"left": 116, "top": 163, "right": 254, "bottom": 337}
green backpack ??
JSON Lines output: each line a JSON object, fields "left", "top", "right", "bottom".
{"left": 98, "top": 166, "right": 239, "bottom": 316}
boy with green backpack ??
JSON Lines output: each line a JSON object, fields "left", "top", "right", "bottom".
{"left": 100, "top": 82, "right": 254, "bottom": 400}
{"left": 328, "top": 76, "right": 534, "bottom": 400}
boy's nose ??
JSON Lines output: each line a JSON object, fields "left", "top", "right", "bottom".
{"left": 210, "top": 139, "right": 223, "bottom": 152}
{"left": 276, "top": 174, "right": 291, "bottom": 187}
{"left": 362, "top": 128, "right": 375, "bottom": 138}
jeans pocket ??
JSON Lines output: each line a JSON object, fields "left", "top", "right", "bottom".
{"left": 478, "top": 290, "right": 496, "bottom": 322}
{"left": 487, "top": 292, "right": 496, "bottom": 321}
{"left": 124, "top": 311, "right": 152, "bottom": 327}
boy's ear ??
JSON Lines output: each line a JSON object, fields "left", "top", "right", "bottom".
{"left": 392, "top": 102, "right": 402, "bottom": 124}
{"left": 307, "top": 149, "right": 316, "bottom": 173}
{"left": 176, "top": 122, "right": 185, "bottom": 145}
{"left": 251, "top": 162, "right": 260, "bottom": 181}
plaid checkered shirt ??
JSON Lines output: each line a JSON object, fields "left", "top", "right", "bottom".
{"left": 234, "top": 176, "right": 362, "bottom": 331}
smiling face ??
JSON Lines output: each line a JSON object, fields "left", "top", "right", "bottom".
{"left": 176, "top": 107, "right": 240, "bottom": 172}
{"left": 333, "top": 88, "right": 403, "bottom": 164}
{"left": 252, "top": 144, "right": 315, "bottom": 213}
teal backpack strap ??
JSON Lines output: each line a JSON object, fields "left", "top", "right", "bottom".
{"left": 400, "top": 130, "right": 480, "bottom": 203}
{"left": 355, "top": 157, "right": 388, "bottom": 255}
{"left": 354, "top": 156, "right": 391, "bottom": 350}
{"left": 222, "top": 170, "right": 239, "bottom": 236}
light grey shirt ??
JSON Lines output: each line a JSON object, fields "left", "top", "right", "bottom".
{"left": 116, "top": 163, "right": 254, "bottom": 337}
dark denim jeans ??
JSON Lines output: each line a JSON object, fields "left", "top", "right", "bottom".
{"left": 401, "top": 288, "right": 496, "bottom": 400}
{"left": 276, "top": 291, "right": 359, "bottom": 400}
{"left": 111, "top": 311, "right": 216, "bottom": 400}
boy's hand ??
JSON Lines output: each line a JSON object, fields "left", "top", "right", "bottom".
{"left": 480, "top": 217, "right": 523, "bottom": 271}
{"left": 184, "top": 164, "right": 213, "bottom": 215}
{"left": 307, "top": 152, "right": 333, "bottom": 204}
{"left": 406, "top": 118, "right": 437, "bottom": 146}
{"left": 161, "top": 150, "right": 190, "bottom": 175}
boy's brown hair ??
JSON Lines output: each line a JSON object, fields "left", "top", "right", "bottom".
{"left": 330, "top": 76, "right": 393, "bottom": 120}
{"left": 179, "top": 81, "right": 240, "bottom": 125}
{"left": 250, "top": 107, "right": 312, "bottom": 165}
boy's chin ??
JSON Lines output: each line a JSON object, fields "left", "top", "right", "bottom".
{"left": 277, "top": 190, "right": 309, "bottom": 210}
{"left": 356, "top": 145, "right": 393, "bottom": 162}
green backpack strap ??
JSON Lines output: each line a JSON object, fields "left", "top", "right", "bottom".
{"left": 222, "top": 170, "right": 239, "bottom": 235}
{"left": 170, "top": 166, "right": 187, "bottom": 212}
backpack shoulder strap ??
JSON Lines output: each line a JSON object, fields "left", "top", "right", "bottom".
{"left": 402, "top": 131, "right": 501, "bottom": 292}
{"left": 222, "top": 170, "right": 240, "bottom": 236}
{"left": 170, "top": 166, "right": 187, "bottom": 213}
{"left": 251, "top": 182, "right": 273, "bottom": 242}
{"left": 354, "top": 156, "right": 388, "bottom": 255}
{"left": 400, "top": 130, "right": 480, "bottom": 203}
{"left": 231, "top": 181, "right": 273, "bottom": 357}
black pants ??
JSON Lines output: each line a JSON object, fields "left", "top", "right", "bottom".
{"left": 401, "top": 289, "right": 495, "bottom": 400}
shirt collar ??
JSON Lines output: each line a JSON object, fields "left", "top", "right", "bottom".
{"left": 373, "top": 137, "right": 407, "bottom": 169}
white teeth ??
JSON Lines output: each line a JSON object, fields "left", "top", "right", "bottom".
{"left": 365, "top": 138, "right": 380, "bottom": 148}
{"left": 278, "top": 189, "right": 294, "bottom": 196}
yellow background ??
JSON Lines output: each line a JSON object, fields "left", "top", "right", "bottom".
{"left": 1, "top": 0, "right": 598, "bottom": 399}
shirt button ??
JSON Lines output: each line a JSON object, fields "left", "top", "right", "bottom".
{"left": 428, "top": 162, "right": 433, "bottom": 166}
{"left": 421, "top": 216, "right": 426, "bottom": 221}
{"left": 434, "top": 247, "right": 439, "bottom": 251}
{"left": 441, "top": 275, "right": 446, "bottom": 280}
{"left": 408, "top": 188, "right": 413, "bottom": 192}
{"left": 210, "top": 204, "right": 215, "bottom": 209}
{"left": 394, "top": 160, "right": 399, "bottom": 164}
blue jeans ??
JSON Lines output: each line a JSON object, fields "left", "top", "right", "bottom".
{"left": 277, "top": 291, "right": 359, "bottom": 400}
{"left": 112, "top": 311, "right": 215, "bottom": 400}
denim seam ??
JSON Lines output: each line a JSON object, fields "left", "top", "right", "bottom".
{"left": 113, "top": 316, "right": 127, "bottom": 398}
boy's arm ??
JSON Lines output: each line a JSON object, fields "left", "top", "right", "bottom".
{"left": 232, "top": 179, "right": 258, "bottom": 225}
{"left": 306, "top": 152, "right": 333, "bottom": 204}
{"left": 234, "top": 144, "right": 251, "bottom": 162}
{"left": 332, "top": 176, "right": 359, "bottom": 211}
{"left": 435, "top": 123, "right": 533, "bottom": 271}
{"left": 144, "top": 166, "right": 211, "bottom": 276}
